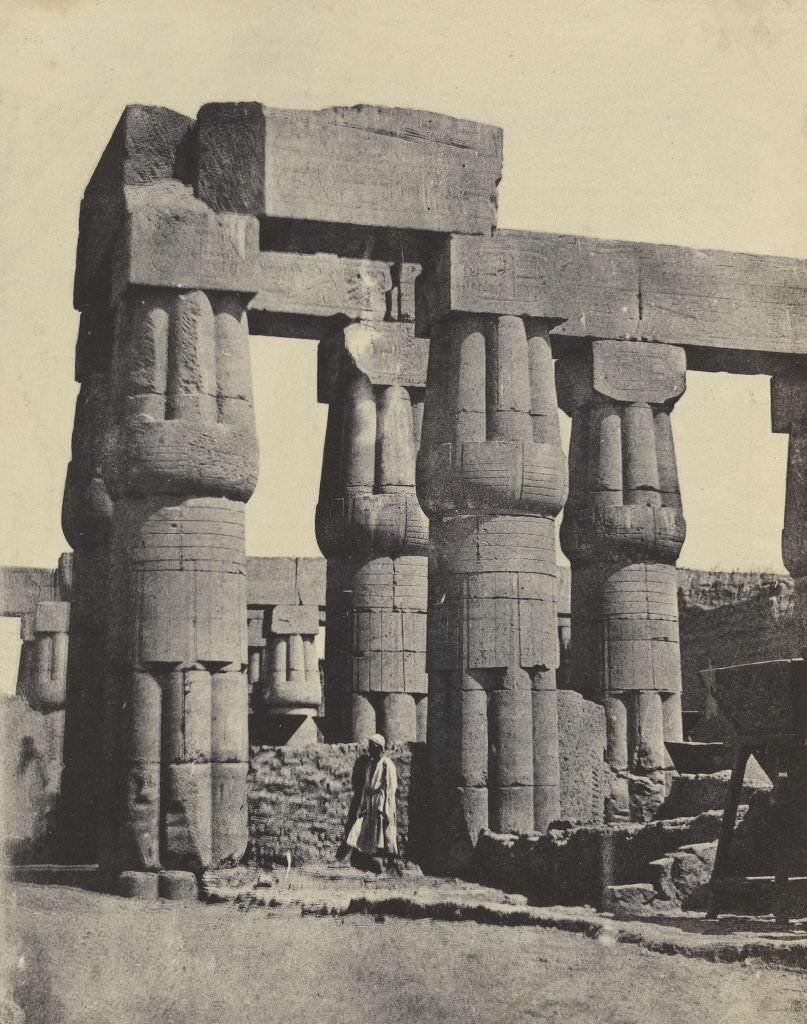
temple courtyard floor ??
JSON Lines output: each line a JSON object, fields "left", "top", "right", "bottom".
{"left": 2, "top": 872, "right": 807, "bottom": 1024}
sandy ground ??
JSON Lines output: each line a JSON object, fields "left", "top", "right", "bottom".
{"left": 3, "top": 882, "right": 806, "bottom": 1024}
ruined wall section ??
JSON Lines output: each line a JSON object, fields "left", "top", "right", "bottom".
{"left": 677, "top": 571, "right": 796, "bottom": 713}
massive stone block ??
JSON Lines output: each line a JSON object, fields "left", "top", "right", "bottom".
{"left": 418, "top": 230, "right": 807, "bottom": 372}
{"left": 316, "top": 321, "right": 429, "bottom": 744}
{"left": 196, "top": 103, "right": 502, "bottom": 235}
{"left": 75, "top": 105, "right": 194, "bottom": 311}
{"left": 417, "top": 313, "right": 568, "bottom": 872}
{"left": 558, "top": 340, "right": 686, "bottom": 822}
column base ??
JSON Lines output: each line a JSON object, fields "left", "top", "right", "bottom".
{"left": 117, "top": 870, "right": 159, "bottom": 900}
{"left": 158, "top": 870, "right": 199, "bottom": 901}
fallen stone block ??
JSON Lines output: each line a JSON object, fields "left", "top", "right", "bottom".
{"left": 601, "top": 882, "right": 657, "bottom": 914}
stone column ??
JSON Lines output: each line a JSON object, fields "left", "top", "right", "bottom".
{"left": 772, "top": 374, "right": 807, "bottom": 652}
{"left": 247, "top": 608, "right": 266, "bottom": 713}
{"left": 15, "top": 617, "right": 36, "bottom": 703}
{"left": 417, "top": 314, "right": 567, "bottom": 873}
{"left": 557, "top": 340, "right": 686, "bottom": 822}
{"left": 316, "top": 321, "right": 429, "bottom": 744}
{"left": 100, "top": 277, "right": 259, "bottom": 892}
{"left": 28, "top": 602, "right": 70, "bottom": 712}
{"left": 59, "top": 310, "right": 115, "bottom": 862}
{"left": 261, "top": 604, "right": 321, "bottom": 746}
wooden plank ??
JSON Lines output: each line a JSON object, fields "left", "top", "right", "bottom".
{"left": 196, "top": 103, "right": 502, "bottom": 235}
{"left": 419, "top": 230, "right": 807, "bottom": 370}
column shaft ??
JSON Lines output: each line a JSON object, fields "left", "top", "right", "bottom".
{"left": 418, "top": 315, "right": 567, "bottom": 873}
{"left": 60, "top": 310, "right": 114, "bottom": 862}
{"left": 316, "top": 322, "right": 429, "bottom": 744}
{"left": 103, "top": 287, "right": 257, "bottom": 880}
{"left": 558, "top": 341, "right": 686, "bottom": 822}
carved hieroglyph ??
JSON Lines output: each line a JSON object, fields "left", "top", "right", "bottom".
{"left": 316, "top": 321, "right": 429, "bottom": 744}
{"left": 417, "top": 314, "right": 567, "bottom": 871}
{"left": 557, "top": 340, "right": 686, "bottom": 821}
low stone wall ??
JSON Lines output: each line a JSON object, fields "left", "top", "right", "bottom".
{"left": 475, "top": 812, "right": 726, "bottom": 907}
{"left": 247, "top": 696, "right": 610, "bottom": 867}
{"left": 0, "top": 696, "right": 64, "bottom": 862}
{"left": 247, "top": 743, "right": 428, "bottom": 866}
{"left": 0, "top": 685, "right": 609, "bottom": 870}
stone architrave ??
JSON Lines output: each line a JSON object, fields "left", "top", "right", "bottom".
{"left": 91, "top": 181, "right": 260, "bottom": 890}
{"left": 195, "top": 103, "right": 502, "bottom": 235}
{"left": 316, "top": 320, "right": 429, "bottom": 745}
{"left": 557, "top": 340, "right": 687, "bottom": 822}
{"left": 772, "top": 373, "right": 807, "bottom": 653}
{"left": 416, "top": 313, "right": 568, "bottom": 873}
{"left": 419, "top": 230, "right": 807, "bottom": 370}
{"left": 59, "top": 310, "right": 116, "bottom": 862}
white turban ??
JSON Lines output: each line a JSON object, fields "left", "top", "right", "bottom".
{"left": 369, "top": 733, "right": 386, "bottom": 750}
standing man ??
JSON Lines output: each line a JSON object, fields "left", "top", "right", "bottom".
{"left": 344, "top": 733, "right": 399, "bottom": 873}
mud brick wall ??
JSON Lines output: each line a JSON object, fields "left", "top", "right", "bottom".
{"left": 247, "top": 742, "right": 428, "bottom": 866}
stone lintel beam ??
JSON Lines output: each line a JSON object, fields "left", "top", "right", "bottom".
{"left": 417, "top": 231, "right": 807, "bottom": 372}
{"left": 0, "top": 566, "right": 62, "bottom": 617}
{"left": 247, "top": 252, "right": 423, "bottom": 338}
{"left": 269, "top": 605, "right": 320, "bottom": 636}
{"left": 75, "top": 104, "right": 194, "bottom": 310}
{"left": 246, "top": 557, "right": 327, "bottom": 608}
{"left": 195, "top": 103, "right": 502, "bottom": 235}
{"left": 318, "top": 321, "right": 428, "bottom": 403}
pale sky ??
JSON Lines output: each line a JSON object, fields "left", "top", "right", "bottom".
{"left": 1, "top": 0, "right": 806, "bottom": 581}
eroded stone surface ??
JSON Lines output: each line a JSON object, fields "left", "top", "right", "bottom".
{"left": 317, "top": 322, "right": 429, "bottom": 745}
{"left": 417, "top": 314, "right": 567, "bottom": 872}
{"left": 196, "top": 103, "right": 502, "bottom": 235}
{"left": 558, "top": 340, "right": 686, "bottom": 822}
